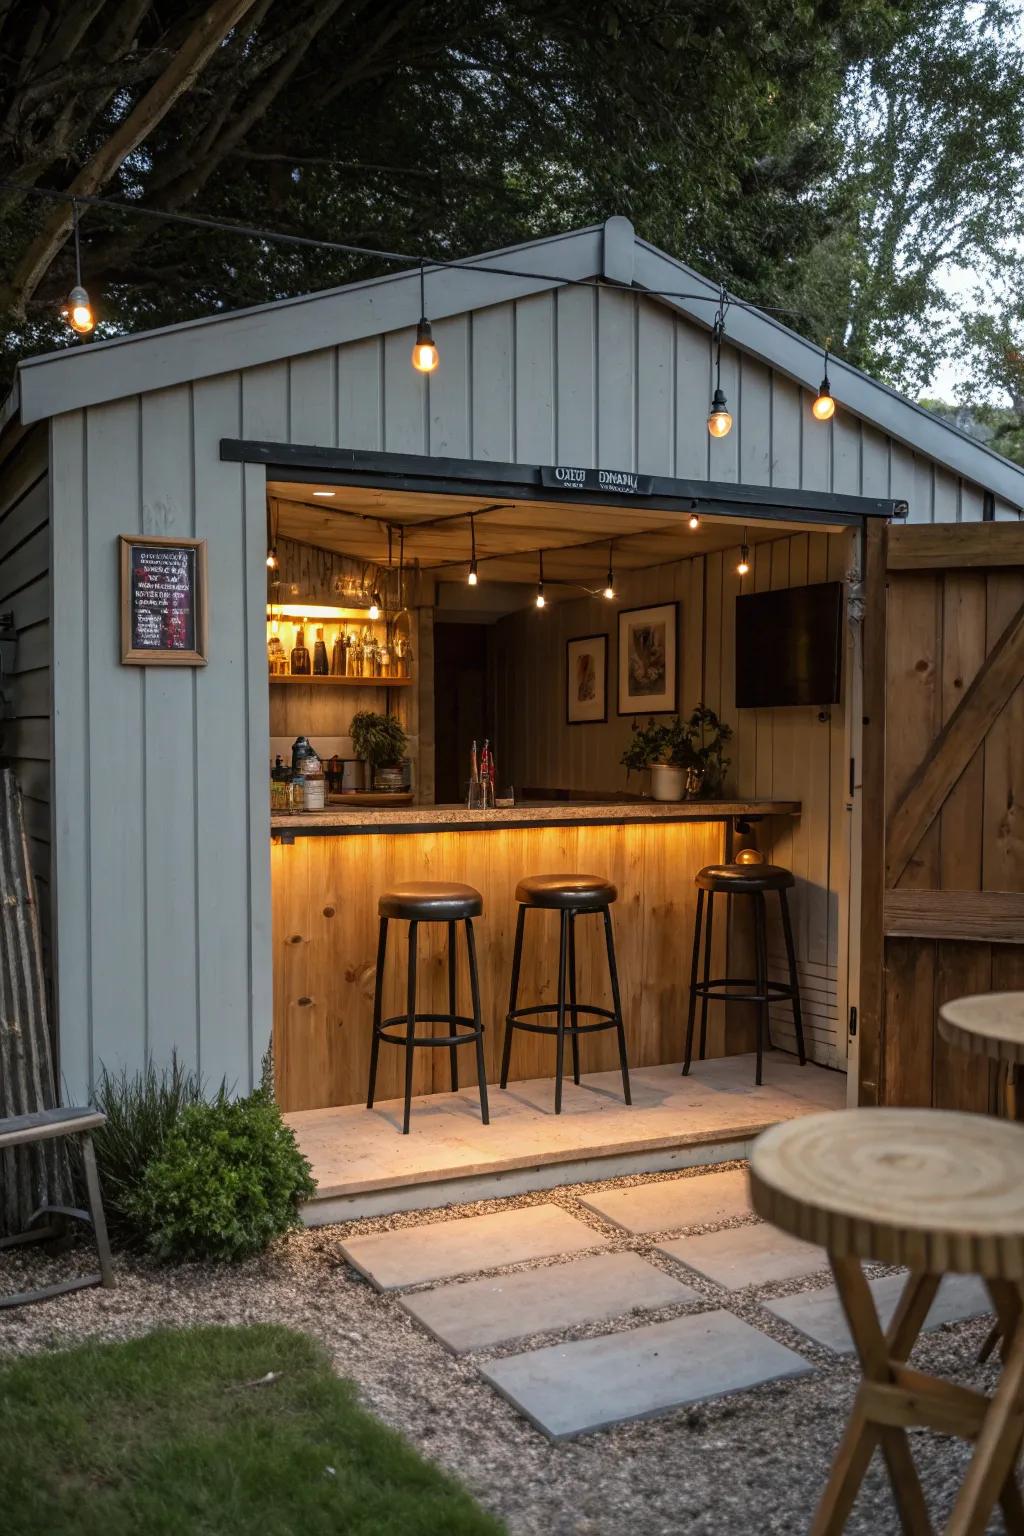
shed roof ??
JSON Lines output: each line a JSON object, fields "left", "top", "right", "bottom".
{"left": 8, "top": 216, "right": 1024, "bottom": 509}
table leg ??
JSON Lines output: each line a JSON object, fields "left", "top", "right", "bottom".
{"left": 811, "top": 1262, "right": 939, "bottom": 1536}
{"left": 945, "top": 1280, "right": 1024, "bottom": 1536}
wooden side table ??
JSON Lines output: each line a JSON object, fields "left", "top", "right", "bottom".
{"left": 750, "top": 1107, "right": 1024, "bottom": 1536}
{"left": 939, "top": 992, "right": 1024, "bottom": 1120}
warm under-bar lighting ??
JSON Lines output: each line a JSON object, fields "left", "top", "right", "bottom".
{"left": 266, "top": 603, "right": 384, "bottom": 622}
{"left": 313, "top": 489, "right": 336, "bottom": 497}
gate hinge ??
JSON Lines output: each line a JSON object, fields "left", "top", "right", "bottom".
{"left": 849, "top": 1006, "right": 857, "bottom": 1039}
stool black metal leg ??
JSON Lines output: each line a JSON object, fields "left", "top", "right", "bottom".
{"left": 603, "top": 905, "right": 631, "bottom": 1105}
{"left": 779, "top": 889, "right": 806, "bottom": 1065}
{"left": 367, "top": 916, "right": 389, "bottom": 1109}
{"left": 447, "top": 920, "right": 460, "bottom": 1091}
{"left": 465, "top": 917, "right": 489, "bottom": 1125}
{"left": 402, "top": 920, "right": 419, "bottom": 1135}
{"left": 682, "top": 888, "right": 704, "bottom": 1075}
{"left": 568, "top": 910, "right": 581, "bottom": 1086}
{"left": 500, "top": 904, "right": 526, "bottom": 1089}
{"left": 699, "top": 890, "right": 714, "bottom": 1060}
{"left": 554, "top": 908, "right": 569, "bottom": 1115}
{"left": 753, "top": 893, "right": 768, "bottom": 1087}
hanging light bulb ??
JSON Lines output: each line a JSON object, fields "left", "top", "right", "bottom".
{"left": 707, "top": 286, "right": 733, "bottom": 437}
{"left": 266, "top": 547, "right": 278, "bottom": 571}
{"left": 737, "top": 544, "right": 750, "bottom": 577}
{"left": 536, "top": 549, "right": 546, "bottom": 608}
{"left": 411, "top": 260, "right": 439, "bottom": 373}
{"left": 688, "top": 507, "right": 701, "bottom": 531}
{"left": 61, "top": 200, "right": 95, "bottom": 334}
{"left": 368, "top": 590, "right": 382, "bottom": 621}
{"left": 603, "top": 541, "right": 615, "bottom": 600}
{"left": 812, "top": 341, "right": 835, "bottom": 421}
{"left": 467, "top": 515, "right": 478, "bottom": 585}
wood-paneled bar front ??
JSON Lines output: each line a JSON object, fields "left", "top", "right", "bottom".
{"left": 271, "top": 802, "right": 798, "bottom": 1112}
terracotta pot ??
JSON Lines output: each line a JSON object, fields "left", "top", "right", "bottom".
{"left": 650, "top": 763, "right": 685, "bottom": 802}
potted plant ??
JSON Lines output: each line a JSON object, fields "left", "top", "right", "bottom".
{"left": 349, "top": 710, "right": 408, "bottom": 791}
{"left": 621, "top": 705, "right": 732, "bottom": 801}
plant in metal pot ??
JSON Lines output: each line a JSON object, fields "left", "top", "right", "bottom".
{"left": 681, "top": 704, "right": 733, "bottom": 796}
{"left": 349, "top": 710, "right": 408, "bottom": 788}
{"left": 621, "top": 705, "right": 732, "bottom": 799}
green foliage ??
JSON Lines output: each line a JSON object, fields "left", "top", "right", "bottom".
{"left": 128, "top": 1093, "right": 316, "bottom": 1263}
{"left": 349, "top": 710, "right": 408, "bottom": 768}
{"left": 91, "top": 1057, "right": 223, "bottom": 1248}
{"left": 621, "top": 704, "right": 732, "bottom": 792}
{"left": 0, "top": 1325, "right": 506, "bottom": 1535}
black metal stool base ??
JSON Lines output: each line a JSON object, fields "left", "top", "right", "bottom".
{"left": 499, "top": 904, "right": 631, "bottom": 1114}
{"left": 367, "top": 915, "right": 489, "bottom": 1135}
{"left": 682, "top": 883, "right": 806, "bottom": 1086}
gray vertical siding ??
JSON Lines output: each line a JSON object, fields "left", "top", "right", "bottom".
{"left": 44, "top": 289, "right": 1017, "bottom": 1101}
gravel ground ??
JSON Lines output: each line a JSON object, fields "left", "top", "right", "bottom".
{"left": 0, "top": 1161, "right": 1005, "bottom": 1536}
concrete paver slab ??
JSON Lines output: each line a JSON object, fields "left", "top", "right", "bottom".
{"left": 580, "top": 1168, "right": 750, "bottom": 1235}
{"left": 765, "top": 1273, "right": 991, "bottom": 1353}
{"left": 659, "top": 1222, "right": 826, "bottom": 1291}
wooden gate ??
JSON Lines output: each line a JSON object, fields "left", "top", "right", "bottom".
{"left": 859, "top": 521, "right": 1024, "bottom": 1109}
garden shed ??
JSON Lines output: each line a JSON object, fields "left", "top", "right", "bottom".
{"left": 1, "top": 216, "right": 1023, "bottom": 1212}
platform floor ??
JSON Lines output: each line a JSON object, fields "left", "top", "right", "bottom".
{"left": 289, "top": 1053, "right": 846, "bottom": 1216}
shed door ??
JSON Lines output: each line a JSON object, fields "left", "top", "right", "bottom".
{"left": 859, "top": 520, "right": 1024, "bottom": 1109}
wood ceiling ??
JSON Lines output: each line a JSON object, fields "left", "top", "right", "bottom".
{"left": 268, "top": 479, "right": 843, "bottom": 587}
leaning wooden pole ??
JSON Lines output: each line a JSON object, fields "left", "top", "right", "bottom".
{"left": 0, "top": 769, "right": 71, "bottom": 1237}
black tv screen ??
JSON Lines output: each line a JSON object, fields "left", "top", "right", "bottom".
{"left": 735, "top": 580, "right": 843, "bottom": 708}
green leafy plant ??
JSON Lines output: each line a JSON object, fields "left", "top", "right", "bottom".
{"left": 90, "top": 1057, "right": 225, "bottom": 1248}
{"left": 621, "top": 703, "right": 732, "bottom": 794}
{"left": 127, "top": 1092, "right": 316, "bottom": 1263}
{"left": 349, "top": 709, "right": 408, "bottom": 768}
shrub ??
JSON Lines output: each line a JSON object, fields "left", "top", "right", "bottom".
{"left": 128, "top": 1092, "right": 316, "bottom": 1263}
{"left": 91, "top": 1057, "right": 223, "bottom": 1248}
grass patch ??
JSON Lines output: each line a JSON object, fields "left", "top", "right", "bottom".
{"left": 0, "top": 1325, "right": 505, "bottom": 1536}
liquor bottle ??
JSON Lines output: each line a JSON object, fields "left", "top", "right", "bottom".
{"left": 290, "top": 625, "right": 311, "bottom": 676}
{"left": 312, "top": 626, "right": 329, "bottom": 675}
{"left": 330, "top": 632, "right": 345, "bottom": 675}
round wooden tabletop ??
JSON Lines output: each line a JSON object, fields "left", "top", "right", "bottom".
{"left": 749, "top": 1108, "right": 1024, "bottom": 1277}
{"left": 938, "top": 991, "right": 1024, "bottom": 1066}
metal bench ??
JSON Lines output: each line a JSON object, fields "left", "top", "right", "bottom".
{"left": 0, "top": 1107, "right": 114, "bottom": 1307}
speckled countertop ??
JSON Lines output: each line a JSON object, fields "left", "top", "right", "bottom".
{"left": 270, "top": 799, "right": 800, "bottom": 837}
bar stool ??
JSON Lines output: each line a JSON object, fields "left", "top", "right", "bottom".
{"left": 367, "top": 881, "right": 489, "bottom": 1135}
{"left": 499, "top": 874, "right": 630, "bottom": 1114}
{"left": 682, "top": 860, "right": 805, "bottom": 1085}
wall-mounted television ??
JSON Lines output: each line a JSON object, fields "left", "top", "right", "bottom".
{"left": 735, "top": 580, "right": 843, "bottom": 708}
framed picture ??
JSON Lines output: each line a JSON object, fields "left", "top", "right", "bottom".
{"left": 566, "top": 634, "right": 608, "bottom": 724}
{"left": 617, "top": 602, "right": 678, "bottom": 714}
{"left": 120, "top": 534, "right": 208, "bottom": 665}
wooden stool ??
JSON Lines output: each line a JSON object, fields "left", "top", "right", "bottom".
{"left": 683, "top": 861, "right": 806, "bottom": 1084}
{"left": 750, "top": 1107, "right": 1024, "bottom": 1536}
{"left": 367, "top": 881, "right": 489, "bottom": 1135}
{"left": 940, "top": 992, "right": 1024, "bottom": 1121}
{"left": 499, "top": 874, "right": 630, "bottom": 1115}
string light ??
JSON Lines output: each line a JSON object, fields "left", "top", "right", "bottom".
{"left": 266, "top": 547, "right": 278, "bottom": 570}
{"left": 688, "top": 503, "right": 701, "bottom": 531}
{"left": 536, "top": 550, "right": 546, "bottom": 609}
{"left": 411, "top": 260, "right": 439, "bottom": 373}
{"left": 812, "top": 340, "right": 835, "bottom": 421}
{"left": 467, "top": 515, "right": 478, "bottom": 585}
{"left": 737, "top": 533, "right": 750, "bottom": 577}
{"left": 61, "top": 199, "right": 94, "bottom": 334}
{"left": 368, "top": 590, "right": 382, "bottom": 620}
{"left": 707, "top": 286, "right": 733, "bottom": 439}
{"left": 603, "top": 541, "right": 615, "bottom": 600}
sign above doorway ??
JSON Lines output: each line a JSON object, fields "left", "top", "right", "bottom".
{"left": 539, "top": 466, "right": 654, "bottom": 496}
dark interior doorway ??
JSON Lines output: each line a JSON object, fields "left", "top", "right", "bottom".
{"left": 433, "top": 622, "right": 495, "bottom": 804}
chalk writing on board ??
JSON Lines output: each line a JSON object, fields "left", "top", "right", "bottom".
{"left": 130, "top": 543, "right": 196, "bottom": 651}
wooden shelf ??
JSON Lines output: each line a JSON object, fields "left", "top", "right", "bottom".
{"left": 269, "top": 674, "right": 413, "bottom": 687}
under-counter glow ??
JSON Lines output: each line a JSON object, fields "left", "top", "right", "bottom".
{"left": 266, "top": 603, "right": 378, "bottom": 621}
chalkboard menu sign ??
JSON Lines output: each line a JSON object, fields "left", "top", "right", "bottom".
{"left": 120, "top": 535, "right": 208, "bottom": 665}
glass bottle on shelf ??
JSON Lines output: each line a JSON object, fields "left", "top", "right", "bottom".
{"left": 330, "top": 631, "right": 345, "bottom": 676}
{"left": 290, "top": 625, "right": 311, "bottom": 676}
{"left": 312, "top": 626, "right": 329, "bottom": 676}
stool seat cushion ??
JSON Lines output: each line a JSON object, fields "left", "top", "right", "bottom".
{"left": 515, "top": 873, "right": 616, "bottom": 910}
{"left": 379, "top": 881, "right": 483, "bottom": 921}
{"left": 696, "top": 862, "right": 795, "bottom": 893}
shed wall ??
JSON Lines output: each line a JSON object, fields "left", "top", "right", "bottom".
{"left": 49, "top": 290, "right": 1009, "bottom": 1099}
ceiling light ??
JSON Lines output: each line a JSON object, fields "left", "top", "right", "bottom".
{"left": 266, "top": 547, "right": 278, "bottom": 570}
{"left": 737, "top": 544, "right": 750, "bottom": 577}
{"left": 468, "top": 515, "right": 478, "bottom": 584}
{"left": 603, "top": 540, "right": 615, "bottom": 599}
{"left": 368, "top": 591, "right": 382, "bottom": 621}
{"left": 688, "top": 511, "right": 701, "bottom": 531}
{"left": 411, "top": 261, "right": 439, "bottom": 373}
{"left": 536, "top": 549, "right": 546, "bottom": 609}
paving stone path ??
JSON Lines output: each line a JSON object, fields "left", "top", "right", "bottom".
{"left": 338, "top": 1167, "right": 992, "bottom": 1442}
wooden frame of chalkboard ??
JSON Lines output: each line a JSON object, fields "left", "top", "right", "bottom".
{"left": 120, "top": 534, "right": 208, "bottom": 666}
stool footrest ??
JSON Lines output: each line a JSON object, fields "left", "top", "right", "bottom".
{"left": 692, "top": 977, "right": 797, "bottom": 1004}
{"left": 505, "top": 1002, "right": 618, "bottom": 1037}
{"left": 375, "top": 1012, "right": 484, "bottom": 1050}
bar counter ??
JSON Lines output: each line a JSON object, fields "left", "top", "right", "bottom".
{"left": 271, "top": 798, "right": 801, "bottom": 1112}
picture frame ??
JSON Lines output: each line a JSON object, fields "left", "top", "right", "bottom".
{"left": 617, "top": 601, "right": 678, "bottom": 715}
{"left": 566, "top": 633, "right": 608, "bottom": 725}
{"left": 120, "top": 534, "right": 208, "bottom": 666}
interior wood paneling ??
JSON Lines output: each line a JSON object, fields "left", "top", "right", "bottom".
{"left": 272, "top": 819, "right": 726, "bottom": 1111}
